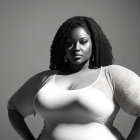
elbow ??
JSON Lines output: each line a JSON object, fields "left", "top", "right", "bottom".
{"left": 8, "top": 109, "right": 25, "bottom": 128}
{"left": 7, "top": 97, "right": 16, "bottom": 110}
{"left": 7, "top": 98, "right": 24, "bottom": 120}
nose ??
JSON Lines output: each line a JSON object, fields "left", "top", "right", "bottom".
{"left": 74, "top": 42, "right": 80, "bottom": 50}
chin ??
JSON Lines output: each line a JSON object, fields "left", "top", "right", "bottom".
{"left": 70, "top": 60, "right": 82, "bottom": 65}
{"left": 70, "top": 60, "right": 87, "bottom": 66}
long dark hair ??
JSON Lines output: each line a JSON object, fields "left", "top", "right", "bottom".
{"left": 49, "top": 16, "right": 114, "bottom": 70}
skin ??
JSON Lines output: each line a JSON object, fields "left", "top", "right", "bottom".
{"left": 61, "top": 26, "right": 140, "bottom": 140}
{"left": 55, "top": 26, "right": 100, "bottom": 92}
{"left": 64, "top": 26, "right": 92, "bottom": 72}
{"left": 8, "top": 25, "right": 140, "bottom": 140}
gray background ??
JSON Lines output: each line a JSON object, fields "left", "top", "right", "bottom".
{"left": 0, "top": 0, "right": 140, "bottom": 139}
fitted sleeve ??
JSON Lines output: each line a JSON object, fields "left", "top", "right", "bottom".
{"left": 108, "top": 65, "right": 140, "bottom": 117}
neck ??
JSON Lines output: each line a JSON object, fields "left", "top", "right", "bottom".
{"left": 64, "top": 61, "right": 90, "bottom": 74}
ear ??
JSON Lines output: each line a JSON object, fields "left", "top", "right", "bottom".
{"left": 64, "top": 55, "right": 68, "bottom": 63}
{"left": 90, "top": 54, "right": 94, "bottom": 62}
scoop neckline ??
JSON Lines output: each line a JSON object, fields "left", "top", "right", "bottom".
{"left": 53, "top": 66, "right": 103, "bottom": 91}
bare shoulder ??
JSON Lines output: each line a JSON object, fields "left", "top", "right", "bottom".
{"left": 33, "top": 69, "right": 57, "bottom": 78}
{"left": 7, "top": 69, "right": 58, "bottom": 117}
{"left": 30, "top": 69, "right": 57, "bottom": 85}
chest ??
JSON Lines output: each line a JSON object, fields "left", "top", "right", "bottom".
{"left": 34, "top": 76, "right": 116, "bottom": 119}
{"left": 54, "top": 69, "right": 100, "bottom": 90}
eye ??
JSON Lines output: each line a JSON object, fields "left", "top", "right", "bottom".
{"left": 66, "top": 40, "right": 75, "bottom": 48}
{"left": 79, "top": 39, "right": 88, "bottom": 45}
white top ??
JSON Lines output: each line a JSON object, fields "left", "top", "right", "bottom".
{"left": 8, "top": 65, "right": 140, "bottom": 140}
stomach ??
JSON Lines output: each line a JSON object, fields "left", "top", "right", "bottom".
{"left": 37, "top": 122, "right": 125, "bottom": 140}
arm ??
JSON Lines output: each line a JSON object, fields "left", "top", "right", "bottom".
{"left": 8, "top": 109, "right": 35, "bottom": 140}
{"left": 127, "top": 117, "right": 140, "bottom": 140}
{"left": 108, "top": 65, "right": 140, "bottom": 140}
{"left": 7, "top": 71, "right": 47, "bottom": 140}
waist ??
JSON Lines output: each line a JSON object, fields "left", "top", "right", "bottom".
{"left": 38, "top": 122, "right": 125, "bottom": 140}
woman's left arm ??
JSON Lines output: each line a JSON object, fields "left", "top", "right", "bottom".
{"left": 127, "top": 117, "right": 140, "bottom": 140}
{"left": 108, "top": 65, "right": 140, "bottom": 140}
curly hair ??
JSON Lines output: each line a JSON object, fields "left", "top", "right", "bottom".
{"left": 49, "top": 16, "right": 114, "bottom": 70}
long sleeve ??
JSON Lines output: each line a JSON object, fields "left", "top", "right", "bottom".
{"left": 108, "top": 65, "right": 140, "bottom": 116}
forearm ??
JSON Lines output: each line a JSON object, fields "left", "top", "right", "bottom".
{"left": 8, "top": 109, "right": 35, "bottom": 140}
{"left": 127, "top": 117, "right": 140, "bottom": 140}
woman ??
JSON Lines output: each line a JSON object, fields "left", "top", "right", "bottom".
{"left": 7, "top": 16, "right": 140, "bottom": 140}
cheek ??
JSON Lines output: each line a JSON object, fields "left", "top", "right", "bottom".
{"left": 85, "top": 44, "right": 92, "bottom": 57}
{"left": 65, "top": 49, "right": 72, "bottom": 58}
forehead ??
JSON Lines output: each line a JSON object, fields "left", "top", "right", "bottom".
{"left": 67, "top": 27, "right": 91, "bottom": 40}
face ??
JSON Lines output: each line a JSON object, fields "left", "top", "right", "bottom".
{"left": 65, "top": 27, "right": 92, "bottom": 66}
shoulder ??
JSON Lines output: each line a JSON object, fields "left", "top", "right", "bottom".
{"left": 14, "top": 69, "right": 58, "bottom": 94}
{"left": 102, "top": 64, "right": 138, "bottom": 79}
{"left": 29, "top": 69, "right": 57, "bottom": 90}
{"left": 103, "top": 64, "right": 131, "bottom": 73}
{"left": 32, "top": 69, "right": 57, "bottom": 80}
{"left": 104, "top": 65, "right": 140, "bottom": 116}
{"left": 102, "top": 64, "right": 140, "bottom": 93}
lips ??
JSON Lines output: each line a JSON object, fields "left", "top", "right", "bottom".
{"left": 73, "top": 53, "right": 82, "bottom": 56}
{"left": 72, "top": 53, "right": 82, "bottom": 59}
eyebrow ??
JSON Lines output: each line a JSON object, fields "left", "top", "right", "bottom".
{"left": 67, "top": 37, "right": 88, "bottom": 41}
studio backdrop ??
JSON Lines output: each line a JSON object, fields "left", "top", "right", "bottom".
{"left": 0, "top": 0, "right": 140, "bottom": 139}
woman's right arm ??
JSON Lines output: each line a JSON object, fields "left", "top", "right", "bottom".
{"left": 8, "top": 109, "right": 35, "bottom": 140}
{"left": 7, "top": 71, "right": 48, "bottom": 140}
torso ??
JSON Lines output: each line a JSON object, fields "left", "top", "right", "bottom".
{"left": 34, "top": 66, "right": 125, "bottom": 140}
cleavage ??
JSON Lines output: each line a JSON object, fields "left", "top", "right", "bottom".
{"left": 55, "top": 69, "right": 100, "bottom": 90}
